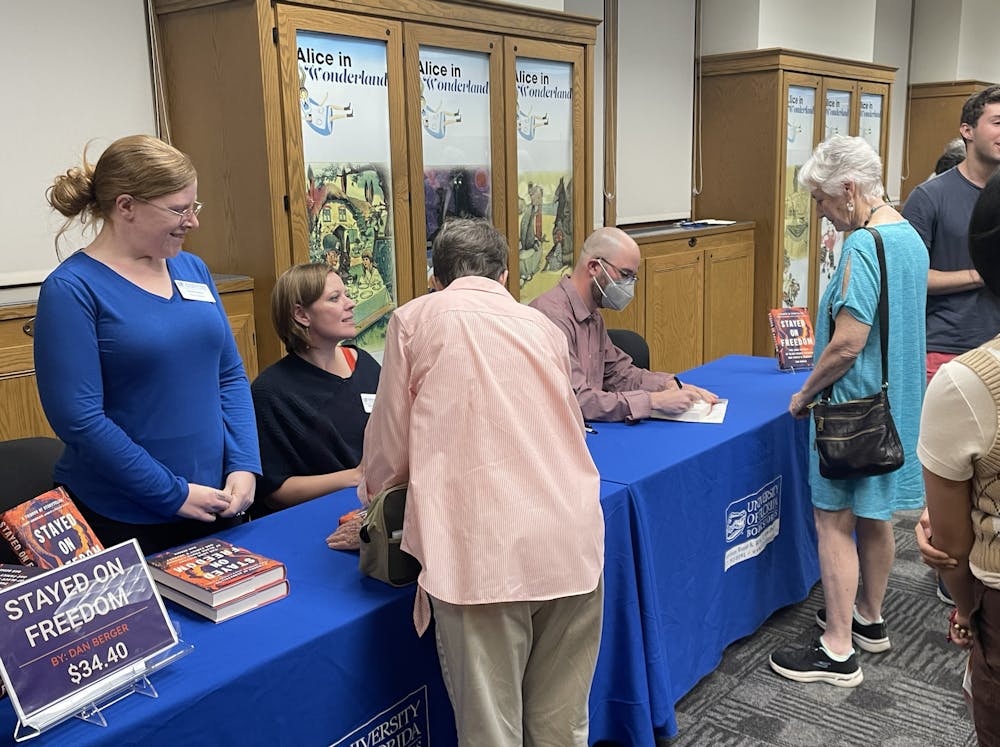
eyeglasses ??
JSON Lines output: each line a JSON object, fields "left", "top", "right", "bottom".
{"left": 597, "top": 257, "right": 638, "bottom": 285}
{"left": 132, "top": 196, "right": 204, "bottom": 221}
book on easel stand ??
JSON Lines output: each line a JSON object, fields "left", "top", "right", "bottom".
{"left": 0, "top": 486, "right": 105, "bottom": 568}
{"left": 0, "top": 540, "right": 192, "bottom": 742}
{"left": 767, "top": 307, "right": 816, "bottom": 372}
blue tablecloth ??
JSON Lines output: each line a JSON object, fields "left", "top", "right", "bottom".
{"left": 0, "top": 483, "right": 634, "bottom": 747}
{"left": 587, "top": 355, "right": 819, "bottom": 744}
{"left": 0, "top": 355, "right": 818, "bottom": 746}
{"left": 0, "top": 491, "right": 457, "bottom": 747}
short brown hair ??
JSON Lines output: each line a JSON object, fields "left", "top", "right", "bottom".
{"left": 271, "top": 263, "right": 334, "bottom": 354}
{"left": 961, "top": 85, "right": 1000, "bottom": 133}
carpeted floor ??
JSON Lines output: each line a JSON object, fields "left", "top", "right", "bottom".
{"left": 663, "top": 509, "right": 977, "bottom": 746}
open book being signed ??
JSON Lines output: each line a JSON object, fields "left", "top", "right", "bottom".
{"left": 650, "top": 398, "right": 728, "bottom": 424}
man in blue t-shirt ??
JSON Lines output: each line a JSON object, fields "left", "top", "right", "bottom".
{"left": 902, "top": 85, "right": 1000, "bottom": 382}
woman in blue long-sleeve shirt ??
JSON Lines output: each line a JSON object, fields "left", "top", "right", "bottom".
{"left": 35, "top": 135, "right": 261, "bottom": 554}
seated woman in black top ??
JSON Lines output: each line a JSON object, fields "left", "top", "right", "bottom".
{"left": 251, "top": 263, "right": 380, "bottom": 515}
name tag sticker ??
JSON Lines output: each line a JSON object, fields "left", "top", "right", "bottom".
{"left": 361, "top": 393, "right": 376, "bottom": 413}
{"left": 174, "top": 280, "right": 216, "bottom": 302}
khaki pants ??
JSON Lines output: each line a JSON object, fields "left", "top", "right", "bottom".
{"left": 430, "top": 578, "right": 603, "bottom": 747}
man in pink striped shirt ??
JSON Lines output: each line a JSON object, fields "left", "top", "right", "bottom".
{"left": 359, "top": 219, "right": 604, "bottom": 746}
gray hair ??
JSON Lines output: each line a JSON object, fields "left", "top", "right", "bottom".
{"left": 798, "top": 135, "right": 885, "bottom": 201}
{"left": 431, "top": 218, "right": 509, "bottom": 287}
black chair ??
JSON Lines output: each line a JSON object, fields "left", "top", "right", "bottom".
{"left": 607, "top": 328, "right": 650, "bottom": 370}
{"left": 0, "top": 437, "right": 64, "bottom": 564}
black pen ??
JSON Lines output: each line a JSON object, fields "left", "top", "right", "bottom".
{"left": 584, "top": 424, "right": 598, "bottom": 434}
{"left": 674, "top": 376, "right": 683, "bottom": 389}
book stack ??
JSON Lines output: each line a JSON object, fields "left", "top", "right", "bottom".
{"left": 767, "top": 307, "right": 816, "bottom": 372}
{"left": 0, "top": 487, "right": 104, "bottom": 568}
{"left": 146, "top": 538, "right": 288, "bottom": 623}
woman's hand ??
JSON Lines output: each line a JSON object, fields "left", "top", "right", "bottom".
{"left": 338, "top": 467, "right": 363, "bottom": 489}
{"left": 219, "top": 470, "right": 256, "bottom": 517}
{"left": 915, "top": 507, "right": 958, "bottom": 570}
{"left": 789, "top": 390, "right": 812, "bottom": 419}
{"left": 178, "top": 483, "right": 233, "bottom": 521}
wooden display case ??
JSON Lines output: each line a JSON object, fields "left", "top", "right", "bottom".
{"left": 0, "top": 276, "right": 257, "bottom": 441}
{"left": 601, "top": 222, "right": 755, "bottom": 374}
{"left": 153, "top": 0, "right": 598, "bottom": 366}
{"left": 901, "top": 80, "right": 994, "bottom": 204}
{"left": 693, "top": 49, "right": 895, "bottom": 356}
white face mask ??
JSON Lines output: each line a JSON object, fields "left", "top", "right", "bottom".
{"left": 594, "top": 261, "right": 635, "bottom": 311}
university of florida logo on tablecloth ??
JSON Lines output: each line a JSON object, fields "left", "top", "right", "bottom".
{"left": 330, "top": 685, "right": 429, "bottom": 747}
{"left": 724, "top": 476, "right": 782, "bottom": 571}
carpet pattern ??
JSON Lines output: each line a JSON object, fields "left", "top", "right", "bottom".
{"left": 664, "top": 510, "right": 977, "bottom": 746}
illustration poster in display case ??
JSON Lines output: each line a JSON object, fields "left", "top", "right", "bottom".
{"left": 817, "top": 89, "right": 852, "bottom": 302}
{"left": 297, "top": 30, "right": 397, "bottom": 352}
{"left": 783, "top": 85, "right": 815, "bottom": 308}
{"left": 419, "top": 46, "right": 493, "bottom": 290}
{"left": 859, "top": 93, "right": 884, "bottom": 155}
{"left": 514, "top": 57, "right": 573, "bottom": 304}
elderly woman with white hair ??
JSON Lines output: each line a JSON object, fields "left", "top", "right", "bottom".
{"left": 769, "top": 135, "right": 929, "bottom": 686}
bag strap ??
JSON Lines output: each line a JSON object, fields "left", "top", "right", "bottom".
{"left": 821, "top": 226, "right": 889, "bottom": 401}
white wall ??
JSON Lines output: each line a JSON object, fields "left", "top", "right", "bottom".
{"left": 563, "top": 0, "right": 604, "bottom": 229}
{"left": 700, "top": 0, "right": 761, "bottom": 56}
{"left": 909, "top": 0, "right": 962, "bottom": 83}
{"left": 757, "top": 0, "right": 876, "bottom": 59}
{"left": 1, "top": 1, "right": 155, "bottom": 285}
{"left": 616, "top": 0, "right": 695, "bottom": 223}
{"left": 956, "top": 0, "right": 1000, "bottom": 82}
{"left": 873, "top": 0, "right": 913, "bottom": 201}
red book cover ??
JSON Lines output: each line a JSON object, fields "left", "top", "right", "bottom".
{"left": 0, "top": 487, "right": 105, "bottom": 569}
{"left": 146, "top": 538, "right": 286, "bottom": 606}
{"left": 768, "top": 307, "right": 816, "bottom": 372}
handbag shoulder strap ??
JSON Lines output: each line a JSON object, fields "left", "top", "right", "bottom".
{"left": 821, "top": 226, "right": 889, "bottom": 400}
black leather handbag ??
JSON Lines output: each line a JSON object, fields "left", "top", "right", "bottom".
{"left": 811, "top": 228, "right": 904, "bottom": 480}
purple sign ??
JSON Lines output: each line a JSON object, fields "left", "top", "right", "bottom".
{"left": 0, "top": 540, "right": 177, "bottom": 724}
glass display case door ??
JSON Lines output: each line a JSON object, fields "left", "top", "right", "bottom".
{"left": 780, "top": 74, "right": 821, "bottom": 312}
{"left": 815, "top": 79, "right": 857, "bottom": 307}
{"left": 504, "top": 38, "right": 585, "bottom": 304}
{"left": 403, "top": 25, "right": 505, "bottom": 295}
{"left": 858, "top": 83, "right": 889, "bottom": 160}
{"left": 275, "top": 6, "right": 411, "bottom": 354}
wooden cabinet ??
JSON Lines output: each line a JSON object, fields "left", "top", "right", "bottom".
{"left": 153, "top": 0, "right": 598, "bottom": 366}
{"left": 602, "top": 223, "right": 754, "bottom": 374}
{"left": 694, "top": 49, "right": 895, "bottom": 356}
{"left": 901, "top": 80, "right": 994, "bottom": 204}
{"left": 0, "top": 277, "right": 257, "bottom": 441}
{"left": 645, "top": 249, "right": 704, "bottom": 373}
